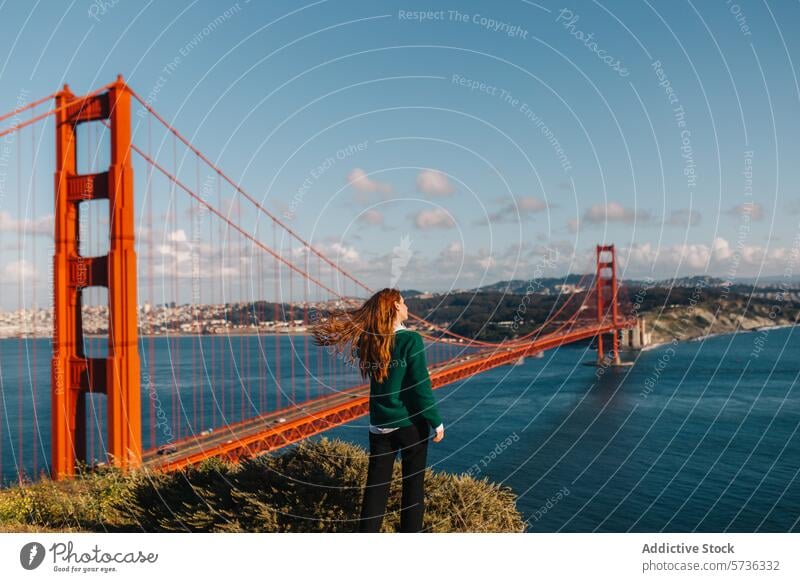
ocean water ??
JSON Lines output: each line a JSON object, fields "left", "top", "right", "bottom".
{"left": 2, "top": 328, "right": 799, "bottom": 532}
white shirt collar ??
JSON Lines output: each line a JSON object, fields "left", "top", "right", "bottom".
{"left": 394, "top": 321, "right": 407, "bottom": 332}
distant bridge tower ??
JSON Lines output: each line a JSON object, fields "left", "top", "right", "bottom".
{"left": 51, "top": 76, "right": 141, "bottom": 480}
{"left": 595, "top": 244, "right": 621, "bottom": 365}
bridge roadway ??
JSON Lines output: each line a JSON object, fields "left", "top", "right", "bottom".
{"left": 144, "top": 321, "right": 631, "bottom": 473}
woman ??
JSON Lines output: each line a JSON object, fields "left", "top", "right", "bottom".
{"left": 309, "top": 287, "right": 445, "bottom": 533}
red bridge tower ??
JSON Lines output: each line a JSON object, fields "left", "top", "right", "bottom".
{"left": 595, "top": 244, "right": 621, "bottom": 365}
{"left": 51, "top": 76, "right": 141, "bottom": 479}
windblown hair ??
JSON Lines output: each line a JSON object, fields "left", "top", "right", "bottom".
{"left": 309, "top": 287, "right": 401, "bottom": 383}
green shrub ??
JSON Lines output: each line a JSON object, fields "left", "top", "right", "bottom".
{"left": 0, "top": 460, "right": 133, "bottom": 532}
{"left": 1, "top": 438, "right": 525, "bottom": 533}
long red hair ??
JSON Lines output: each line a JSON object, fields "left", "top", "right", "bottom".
{"left": 309, "top": 287, "right": 401, "bottom": 383}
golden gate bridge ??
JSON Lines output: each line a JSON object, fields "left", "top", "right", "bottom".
{"left": 0, "top": 77, "right": 641, "bottom": 486}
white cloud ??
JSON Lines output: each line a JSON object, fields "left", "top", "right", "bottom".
{"left": 726, "top": 202, "right": 764, "bottom": 221}
{"left": 477, "top": 254, "right": 496, "bottom": 269}
{"left": 168, "top": 229, "right": 188, "bottom": 242}
{"left": 711, "top": 237, "right": 732, "bottom": 261}
{"left": 0, "top": 211, "right": 54, "bottom": 237}
{"left": 519, "top": 197, "right": 548, "bottom": 212}
{"left": 414, "top": 208, "right": 455, "bottom": 229}
{"left": 3, "top": 259, "right": 37, "bottom": 281}
{"left": 416, "top": 169, "right": 454, "bottom": 196}
{"left": 445, "top": 240, "right": 462, "bottom": 254}
{"left": 665, "top": 209, "right": 702, "bottom": 227}
{"left": 157, "top": 244, "right": 191, "bottom": 263}
{"left": 567, "top": 218, "right": 580, "bottom": 233}
{"left": 484, "top": 196, "right": 548, "bottom": 224}
{"left": 623, "top": 241, "right": 709, "bottom": 270}
{"left": 357, "top": 209, "right": 384, "bottom": 226}
{"left": 584, "top": 202, "right": 649, "bottom": 224}
{"left": 346, "top": 168, "right": 392, "bottom": 194}
{"left": 329, "top": 242, "right": 360, "bottom": 263}
{"left": 620, "top": 236, "right": 787, "bottom": 274}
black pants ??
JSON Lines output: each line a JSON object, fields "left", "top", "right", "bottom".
{"left": 358, "top": 420, "right": 430, "bottom": 532}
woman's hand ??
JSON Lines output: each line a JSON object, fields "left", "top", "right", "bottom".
{"left": 432, "top": 425, "right": 444, "bottom": 442}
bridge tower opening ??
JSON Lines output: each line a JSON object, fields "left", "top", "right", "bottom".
{"left": 51, "top": 76, "right": 141, "bottom": 480}
{"left": 595, "top": 244, "right": 621, "bottom": 365}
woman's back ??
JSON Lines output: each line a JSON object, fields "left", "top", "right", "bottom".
{"left": 368, "top": 329, "right": 442, "bottom": 430}
{"left": 308, "top": 287, "right": 443, "bottom": 532}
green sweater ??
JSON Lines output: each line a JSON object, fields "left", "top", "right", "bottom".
{"left": 368, "top": 329, "right": 443, "bottom": 430}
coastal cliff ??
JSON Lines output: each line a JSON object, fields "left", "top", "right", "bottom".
{"left": 640, "top": 295, "right": 799, "bottom": 347}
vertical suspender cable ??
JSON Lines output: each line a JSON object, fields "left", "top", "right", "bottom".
{"left": 147, "top": 114, "right": 155, "bottom": 449}
{"left": 304, "top": 247, "right": 309, "bottom": 403}
{"left": 17, "top": 116, "right": 24, "bottom": 483}
{"left": 31, "top": 113, "right": 38, "bottom": 477}
{"left": 218, "top": 173, "right": 224, "bottom": 425}
{"left": 273, "top": 219, "right": 280, "bottom": 410}
{"left": 171, "top": 132, "right": 178, "bottom": 440}
{"left": 289, "top": 237, "right": 294, "bottom": 407}
{"left": 193, "top": 154, "right": 198, "bottom": 434}
{"left": 237, "top": 191, "right": 244, "bottom": 423}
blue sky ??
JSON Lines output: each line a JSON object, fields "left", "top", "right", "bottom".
{"left": 1, "top": 0, "right": 800, "bottom": 307}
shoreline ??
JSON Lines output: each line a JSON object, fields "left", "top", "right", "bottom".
{"left": 639, "top": 321, "right": 798, "bottom": 352}
{"left": 4, "top": 321, "right": 798, "bottom": 346}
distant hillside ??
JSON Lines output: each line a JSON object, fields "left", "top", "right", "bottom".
{"left": 459, "top": 273, "right": 797, "bottom": 297}
{"left": 404, "top": 283, "right": 800, "bottom": 344}
{"left": 473, "top": 273, "right": 588, "bottom": 295}
{"left": 405, "top": 290, "right": 579, "bottom": 342}
{"left": 624, "top": 284, "right": 800, "bottom": 345}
